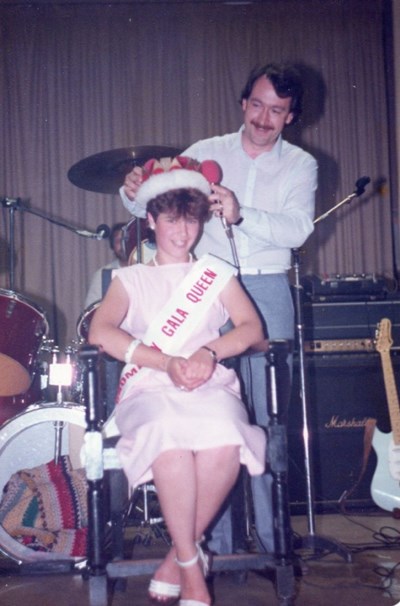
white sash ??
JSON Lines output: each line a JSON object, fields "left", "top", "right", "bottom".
{"left": 103, "top": 254, "right": 235, "bottom": 437}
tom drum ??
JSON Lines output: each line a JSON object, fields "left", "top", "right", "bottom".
{"left": 0, "top": 289, "right": 49, "bottom": 423}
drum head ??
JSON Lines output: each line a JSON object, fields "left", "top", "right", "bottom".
{"left": 0, "top": 403, "right": 86, "bottom": 563}
{"left": 0, "top": 289, "right": 49, "bottom": 397}
{"left": 0, "top": 353, "right": 30, "bottom": 396}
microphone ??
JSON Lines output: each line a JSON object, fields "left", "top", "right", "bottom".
{"left": 76, "top": 224, "right": 110, "bottom": 240}
{"left": 95, "top": 223, "right": 111, "bottom": 239}
{"left": 201, "top": 159, "right": 240, "bottom": 267}
{"left": 354, "top": 176, "right": 371, "bottom": 196}
{"left": 1, "top": 197, "right": 21, "bottom": 207}
{"left": 201, "top": 160, "right": 223, "bottom": 186}
{"left": 314, "top": 175, "right": 372, "bottom": 225}
{"left": 200, "top": 161, "right": 230, "bottom": 231}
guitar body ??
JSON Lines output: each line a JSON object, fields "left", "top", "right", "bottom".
{"left": 372, "top": 318, "right": 400, "bottom": 510}
{"left": 371, "top": 427, "right": 400, "bottom": 511}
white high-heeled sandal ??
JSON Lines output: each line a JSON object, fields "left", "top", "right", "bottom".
{"left": 148, "top": 539, "right": 210, "bottom": 603}
{"left": 148, "top": 578, "right": 181, "bottom": 602}
{"left": 176, "top": 547, "right": 210, "bottom": 606}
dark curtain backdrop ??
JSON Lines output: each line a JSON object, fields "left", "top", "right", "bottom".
{"left": 0, "top": 0, "right": 394, "bottom": 347}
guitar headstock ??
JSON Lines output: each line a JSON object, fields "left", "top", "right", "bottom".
{"left": 375, "top": 317, "right": 393, "bottom": 353}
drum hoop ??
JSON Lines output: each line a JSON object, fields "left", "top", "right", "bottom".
{"left": 0, "top": 403, "right": 87, "bottom": 563}
{"left": 0, "top": 402, "right": 87, "bottom": 448}
{"left": 0, "top": 288, "right": 50, "bottom": 335}
{"left": 76, "top": 300, "right": 101, "bottom": 338}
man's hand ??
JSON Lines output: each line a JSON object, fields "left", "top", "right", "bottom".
{"left": 123, "top": 166, "right": 143, "bottom": 201}
{"left": 209, "top": 183, "right": 241, "bottom": 225}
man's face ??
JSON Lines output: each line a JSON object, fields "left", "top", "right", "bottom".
{"left": 241, "top": 76, "right": 294, "bottom": 154}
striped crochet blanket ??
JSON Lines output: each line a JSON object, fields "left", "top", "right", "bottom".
{"left": 0, "top": 455, "right": 87, "bottom": 557}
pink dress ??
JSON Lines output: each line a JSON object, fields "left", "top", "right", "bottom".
{"left": 113, "top": 260, "right": 266, "bottom": 488}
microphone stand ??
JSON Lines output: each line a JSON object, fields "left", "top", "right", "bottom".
{"left": 1, "top": 197, "right": 108, "bottom": 291}
{"left": 292, "top": 177, "right": 370, "bottom": 563}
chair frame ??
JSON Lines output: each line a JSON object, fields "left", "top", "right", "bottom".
{"left": 79, "top": 340, "right": 296, "bottom": 606}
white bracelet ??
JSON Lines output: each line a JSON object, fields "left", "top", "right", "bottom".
{"left": 124, "top": 338, "right": 142, "bottom": 364}
{"left": 201, "top": 345, "right": 218, "bottom": 364}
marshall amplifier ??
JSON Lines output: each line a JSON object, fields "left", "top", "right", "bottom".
{"left": 301, "top": 273, "right": 389, "bottom": 301}
{"left": 301, "top": 299, "right": 400, "bottom": 348}
{"left": 287, "top": 352, "right": 398, "bottom": 512}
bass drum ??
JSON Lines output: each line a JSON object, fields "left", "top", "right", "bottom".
{"left": 0, "top": 403, "right": 86, "bottom": 563}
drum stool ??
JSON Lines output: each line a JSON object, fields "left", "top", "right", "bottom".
{"left": 79, "top": 341, "right": 296, "bottom": 606}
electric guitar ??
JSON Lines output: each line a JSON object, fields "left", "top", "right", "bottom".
{"left": 371, "top": 318, "right": 400, "bottom": 511}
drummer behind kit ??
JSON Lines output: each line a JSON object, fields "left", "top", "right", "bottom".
{"left": 121, "top": 216, "right": 155, "bottom": 266}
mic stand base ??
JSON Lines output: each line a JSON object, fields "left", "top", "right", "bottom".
{"left": 293, "top": 532, "right": 352, "bottom": 564}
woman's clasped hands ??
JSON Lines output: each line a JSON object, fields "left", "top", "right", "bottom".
{"left": 165, "top": 348, "right": 216, "bottom": 392}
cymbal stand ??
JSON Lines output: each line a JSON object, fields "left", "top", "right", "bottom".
{"left": 292, "top": 177, "right": 371, "bottom": 563}
{"left": 1, "top": 197, "right": 19, "bottom": 290}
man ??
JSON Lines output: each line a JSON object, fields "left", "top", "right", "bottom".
{"left": 84, "top": 222, "right": 128, "bottom": 308}
{"left": 120, "top": 62, "right": 317, "bottom": 554}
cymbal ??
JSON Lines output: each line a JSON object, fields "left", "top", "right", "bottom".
{"left": 68, "top": 145, "right": 182, "bottom": 194}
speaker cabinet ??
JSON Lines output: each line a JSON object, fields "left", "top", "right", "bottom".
{"left": 288, "top": 353, "right": 397, "bottom": 512}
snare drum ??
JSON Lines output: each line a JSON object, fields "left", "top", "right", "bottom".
{"left": 76, "top": 300, "right": 100, "bottom": 342}
{"left": 0, "top": 289, "right": 49, "bottom": 398}
{"left": 0, "top": 403, "right": 86, "bottom": 562}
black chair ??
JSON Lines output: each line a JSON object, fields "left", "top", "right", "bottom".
{"left": 79, "top": 340, "right": 296, "bottom": 606}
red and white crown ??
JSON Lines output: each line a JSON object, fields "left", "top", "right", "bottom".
{"left": 135, "top": 156, "right": 221, "bottom": 208}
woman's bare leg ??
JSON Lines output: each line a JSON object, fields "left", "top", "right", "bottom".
{"left": 150, "top": 446, "right": 241, "bottom": 603}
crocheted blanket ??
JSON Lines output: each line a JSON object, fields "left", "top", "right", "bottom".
{"left": 0, "top": 455, "right": 87, "bottom": 557}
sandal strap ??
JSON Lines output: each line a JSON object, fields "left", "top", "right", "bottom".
{"left": 175, "top": 548, "right": 199, "bottom": 569}
{"left": 149, "top": 578, "right": 181, "bottom": 597}
{"left": 197, "top": 545, "right": 210, "bottom": 577}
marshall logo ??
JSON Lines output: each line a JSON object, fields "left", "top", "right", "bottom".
{"left": 325, "top": 415, "right": 370, "bottom": 430}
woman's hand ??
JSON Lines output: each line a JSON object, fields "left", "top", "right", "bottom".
{"left": 166, "top": 349, "right": 216, "bottom": 391}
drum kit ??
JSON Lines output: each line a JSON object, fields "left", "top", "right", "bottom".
{"left": 0, "top": 145, "right": 180, "bottom": 564}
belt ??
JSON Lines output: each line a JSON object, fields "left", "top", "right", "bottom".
{"left": 240, "top": 268, "right": 276, "bottom": 275}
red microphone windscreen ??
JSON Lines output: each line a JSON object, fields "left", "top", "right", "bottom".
{"left": 200, "top": 160, "right": 223, "bottom": 185}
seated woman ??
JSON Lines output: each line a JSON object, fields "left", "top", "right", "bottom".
{"left": 89, "top": 156, "right": 267, "bottom": 606}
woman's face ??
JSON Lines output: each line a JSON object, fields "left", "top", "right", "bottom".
{"left": 148, "top": 211, "right": 201, "bottom": 263}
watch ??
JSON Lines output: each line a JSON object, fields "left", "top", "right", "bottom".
{"left": 233, "top": 216, "right": 244, "bottom": 226}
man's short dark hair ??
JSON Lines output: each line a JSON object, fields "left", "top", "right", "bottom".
{"left": 240, "top": 62, "right": 303, "bottom": 123}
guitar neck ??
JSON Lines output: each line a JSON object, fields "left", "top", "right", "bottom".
{"left": 380, "top": 350, "right": 400, "bottom": 444}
